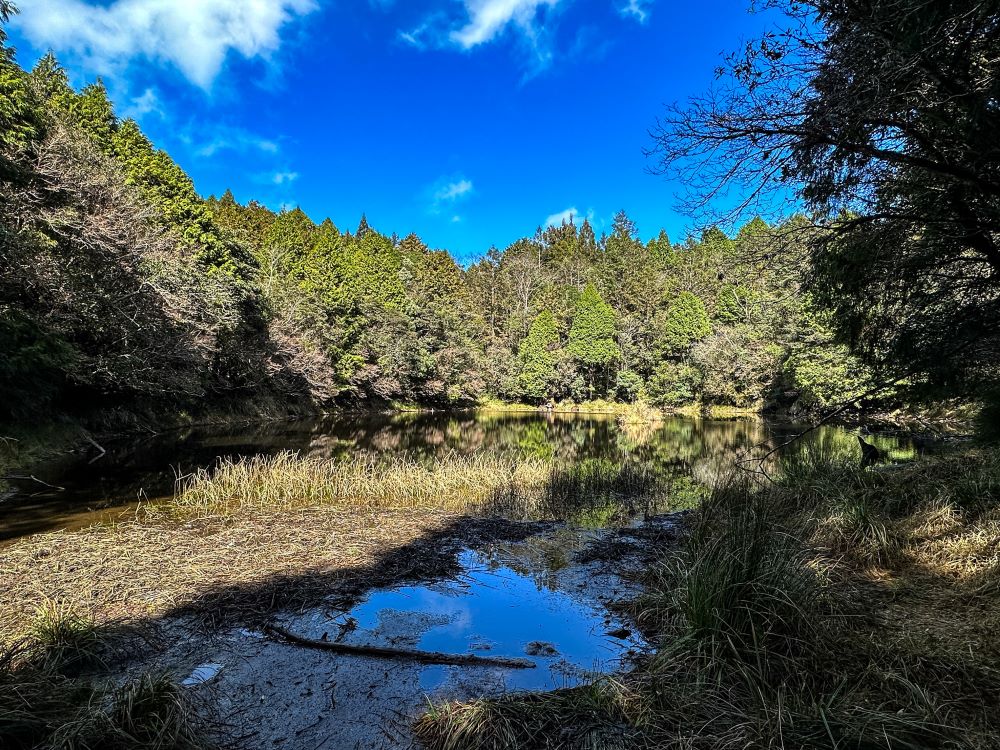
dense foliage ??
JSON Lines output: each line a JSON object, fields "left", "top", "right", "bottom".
{"left": 0, "top": 15, "right": 881, "bottom": 421}
{"left": 652, "top": 0, "right": 1000, "bottom": 399}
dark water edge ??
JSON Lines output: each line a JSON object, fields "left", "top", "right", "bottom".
{"left": 0, "top": 410, "right": 922, "bottom": 543}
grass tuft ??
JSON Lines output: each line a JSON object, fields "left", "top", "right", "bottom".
{"left": 27, "top": 601, "right": 104, "bottom": 674}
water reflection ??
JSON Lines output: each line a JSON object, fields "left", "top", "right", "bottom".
{"left": 0, "top": 411, "right": 916, "bottom": 541}
{"left": 286, "top": 547, "right": 643, "bottom": 692}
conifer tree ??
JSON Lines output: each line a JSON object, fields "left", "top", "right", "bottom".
{"left": 660, "top": 291, "right": 711, "bottom": 355}
{"left": 517, "top": 311, "right": 560, "bottom": 402}
{"left": 568, "top": 283, "right": 619, "bottom": 397}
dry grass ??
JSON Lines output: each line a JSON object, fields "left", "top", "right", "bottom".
{"left": 0, "top": 506, "right": 464, "bottom": 637}
{"left": 2, "top": 450, "right": 677, "bottom": 636}
{"left": 169, "top": 451, "right": 551, "bottom": 516}
{"left": 416, "top": 448, "right": 1000, "bottom": 750}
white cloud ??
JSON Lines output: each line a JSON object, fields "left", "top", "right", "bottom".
{"left": 544, "top": 206, "right": 599, "bottom": 228}
{"left": 619, "top": 0, "right": 653, "bottom": 24}
{"left": 272, "top": 171, "right": 299, "bottom": 184}
{"left": 13, "top": 0, "right": 317, "bottom": 89}
{"left": 401, "top": 0, "right": 563, "bottom": 72}
{"left": 544, "top": 206, "right": 578, "bottom": 227}
{"left": 435, "top": 179, "right": 474, "bottom": 203}
{"left": 451, "top": 215, "right": 463, "bottom": 223}
{"left": 450, "top": 0, "right": 560, "bottom": 49}
{"left": 428, "top": 177, "right": 475, "bottom": 216}
{"left": 122, "top": 87, "right": 162, "bottom": 120}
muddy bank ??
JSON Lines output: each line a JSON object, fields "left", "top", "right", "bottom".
{"left": 142, "top": 527, "right": 665, "bottom": 748}
{"left": 1, "top": 504, "right": 683, "bottom": 749}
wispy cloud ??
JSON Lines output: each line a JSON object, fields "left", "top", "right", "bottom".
{"left": 12, "top": 0, "right": 318, "bottom": 90}
{"left": 450, "top": 0, "right": 560, "bottom": 49}
{"left": 121, "top": 87, "right": 163, "bottom": 120}
{"left": 427, "top": 176, "right": 475, "bottom": 223}
{"left": 187, "top": 125, "right": 280, "bottom": 157}
{"left": 272, "top": 171, "right": 299, "bottom": 185}
{"left": 435, "top": 179, "right": 474, "bottom": 204}
{"left": 544, "top": 206, "right": 598, "bottom": 228}
{"left": 619, "top": 0, "right": 653, "bottom": 24}
{"left": 400, "top": 0, "right": 564, "bottom": 73}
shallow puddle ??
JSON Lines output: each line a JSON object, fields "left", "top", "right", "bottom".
{"left": 287, "top": 547, "right": 645, "bottom": 692}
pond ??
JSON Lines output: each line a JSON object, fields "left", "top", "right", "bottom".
{"left": 0, "top": 410, "right": 917, "bottom": 541}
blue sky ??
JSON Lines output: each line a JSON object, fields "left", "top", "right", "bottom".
{"left": 7, "top": 0, "right": 777, "bottom": 261}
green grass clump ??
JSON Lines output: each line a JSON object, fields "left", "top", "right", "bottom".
{"left": 0, "top": 641, "right": 84, "bottom": 749}
{"left": 27, "top": 601, "right": 104, "bottom": 674}
{"left": 1, "top": 604, "right": 212, "bottom": 750}
{"left": 415, "top": 678, "right": 643, "bottom": 750}
{"left": 649, "top": 485, "right": 826, "bottom": 666}
{"left": 70, "top": 672, "right": 211, "bottom": 750}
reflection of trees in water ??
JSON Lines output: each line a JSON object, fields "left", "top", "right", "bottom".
{"left": 12, "top": 411, "right": 918, "bottom": 539}
{"left": 248, "top": 411, "right": 916, "bottom": 515}
{"left": 295, "top": 412, "right": 912, "bottom": 483}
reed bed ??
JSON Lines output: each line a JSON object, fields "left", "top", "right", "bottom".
{"left": 168, "top": 450, "right": 679, "bottom": 526}
{"left": 170, "top": 451, "right": 552, "bottom": 516}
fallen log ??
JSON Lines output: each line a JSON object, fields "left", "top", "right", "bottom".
{"left": 265, "top": 624, "right": 535, "bottom": 669}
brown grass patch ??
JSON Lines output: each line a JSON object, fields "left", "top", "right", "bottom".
{"left": 0, "top": 506, "right": 469, "bottom": 637}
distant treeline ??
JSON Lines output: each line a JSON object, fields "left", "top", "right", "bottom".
{"left": 0, "top": 50, "right": 879, "bottom": 421}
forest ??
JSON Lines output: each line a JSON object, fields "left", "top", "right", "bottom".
{"left": 2, "top": 41, "right": 884, "bottom": 423}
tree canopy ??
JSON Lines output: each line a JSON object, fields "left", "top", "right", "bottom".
{"left": 651, "top": 0, "right": 1000, "bottom": 398}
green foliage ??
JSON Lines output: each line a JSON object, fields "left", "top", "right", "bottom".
{"left": 647, "top": 361, "right": 701, "bottom": 407}
{"left": 0, "top": 22, "right": 42, "bottom": 169}
{"left": 0, "top": 43, "right": 940, "bottom": 419}
{"left": 656, "top": 0, "right": 1000, "bottom": 399}
{"left": 112, "top": 119, "right": 251, "bottom": 279}
{"left": 783, "top": 340, "right": 874, "bottom": 410}
{"left": 517, "top": 311, "right": 560, "bottom": 402}
{"left": 614, "top": 368, "right": 643, "bottom": 402}
{"left": 659, "top": 291, "right": 711, "bottom": 355}
{"left": 568, "top": 283, "right": 619, "bottom": 366}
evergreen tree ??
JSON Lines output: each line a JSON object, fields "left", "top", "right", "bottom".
{"left": 568, "top": 283, "right": 619, "bottom": 397}
{"left": 0, "top": 8, "right": 42, "bottom": 175}
{"left": 517, "top": 311, "right": 559, "bottom": 402}
{"left": 660, "top": 291, "right": 711, "bottom": 355}
{"left": 356, "top": 213, "right": 371, "bottom": 238}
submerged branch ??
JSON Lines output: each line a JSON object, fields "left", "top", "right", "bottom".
{"left": 264, "top": 624, "right": 536, "bottom": 669}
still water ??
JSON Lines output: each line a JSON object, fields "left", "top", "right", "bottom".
{"left": 0, "top": 410, "right": 915, "bottom": 541}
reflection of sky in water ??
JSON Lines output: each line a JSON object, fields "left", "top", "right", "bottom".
{"left": 329, "top": 549, "right": 643, "bottom": 692}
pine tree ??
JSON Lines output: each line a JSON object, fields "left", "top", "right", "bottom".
{"left": 29, "top": 52, "right": 74, "bottom": 111}
{"left": 1, "top": 8, "right": 42, "bottom": 170}
{"left": 357, "top": 213, "right": 371, "bottom": 238}
{"left": 71, "top": 80, "right": 115, "bottom": 145}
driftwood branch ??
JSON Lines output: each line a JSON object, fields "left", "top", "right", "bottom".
{"left": 4, "top": 474, "right": 66, "bottom": 491}
{"left": 265, "top": 624, "right": 536, "bottom": 669}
